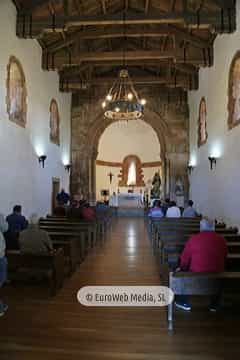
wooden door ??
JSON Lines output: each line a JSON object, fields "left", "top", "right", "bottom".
{"left": 51, "top": 178, "right": 60, "bottom": 214}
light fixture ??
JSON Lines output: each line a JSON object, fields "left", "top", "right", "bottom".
{"left": 101, "top": 11, "right": 146, "bottom": 121}
{"left": 208, "top": 156, "right": 217, "bottom": 170}
{"left": 102, "top": 69, "right": 146, "bottom": 121}
{"left": 64, "top": 164, "right": 72, "bottom": 173}
{"left": 187, "top": 165, "right": 195, "bottom": 174}
{"left": 38, "top": 155, "right": 47, "bottom": 168}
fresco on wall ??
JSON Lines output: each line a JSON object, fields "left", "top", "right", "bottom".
{"left": 198, "top": 97, "right": 208, "bottom": 147}
{"left": 6, "top": 56, "right": 27, "bottom": 127}
{"left": 228, "top": 52, "right": 240, "bottom": 129}
{"left": 50, "top": 99, "right": 60, "bottom": 145}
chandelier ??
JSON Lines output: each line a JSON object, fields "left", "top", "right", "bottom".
{"left": 101, "top": 69, "right": 146, "bottom": 121}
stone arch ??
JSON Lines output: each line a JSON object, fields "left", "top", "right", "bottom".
{"left": 86, "top": 107, "right": 170, "bottom": 162}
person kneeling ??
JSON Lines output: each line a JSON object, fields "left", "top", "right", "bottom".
{"left": 175, "top": 218, "right": 228, "bottom": 312}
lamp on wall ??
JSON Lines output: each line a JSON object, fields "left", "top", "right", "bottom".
{"left": 38, "top": 155, "right": 47, "bottom": 168}
{"left": 208, "top": 156, "right": 217, "bottom": 170}
{"left": 187, "top": 165, "right": 195, "bottom": 174}
{"left": 64, "top": 164, "right": 72, "bottom": 173}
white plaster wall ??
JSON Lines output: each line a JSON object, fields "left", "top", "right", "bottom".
{"left": 189, "top": 0, "right": 240, "bottom": 227}
{"left": 0, "top": 0, "right": 71, "bottom": 218}
{"left": 96, "top": 120, "right": 161, "bottom": 199}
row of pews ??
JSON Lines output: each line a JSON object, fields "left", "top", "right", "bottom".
{"left": 148, "top": 217, "right": 240, "bottom": 331}
{"left": 6, "top": 209, "right": 112, "bottom": 296}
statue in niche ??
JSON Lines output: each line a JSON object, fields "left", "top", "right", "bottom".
{"left": 198, "top": 97, "right": 208, "bottom": 147}
{"left": 151, "top": 171, "right": 161, "bottom": 199}
{"left": 50, "top": 99, "right": 60, "bottom": 145}
{"left": 228, "top": 52, "right": 240, "bottom": 129}
{"left": 175, "top": 176, "right": 184, "bottom": 196}
{"left": 6, "top": 56, "right": 27, "bottom": 127}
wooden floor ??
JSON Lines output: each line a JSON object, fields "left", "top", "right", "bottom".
{"left": 0, "top": 218, "right": 240, "bottom": 359}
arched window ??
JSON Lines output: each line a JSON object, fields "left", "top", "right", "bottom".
{"left": 127, "top": 161, "right": 137, "bottom": 186}
{"left": 228, "top": 51, "right": 240, "bottom": 129}
{"left": 6, "top": 56, "right": 27, "bottom": 127}
{"left": 119, "top": 155, "right": 145, "bottom": 187}
{"left": 49, "top": 99, "right": 60, "bottom": 145}
{"left": 198, "top": 97, "right": 208, "bottom": 147}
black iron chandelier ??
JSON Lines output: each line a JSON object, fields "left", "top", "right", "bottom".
{"left": 101, "top": 12, "right": 146, "bottom": 121}
{"left": 101, "top": 69, "right": 146, "bottom": 121}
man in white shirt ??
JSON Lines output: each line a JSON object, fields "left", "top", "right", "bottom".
{"left": 109, "top": 192, "right": 118, "bottom": 216}
{"left": 0, "top": 214, "right": 9, "bottom": 316}
{"left": 166, "top": 201, "right": 181, "bottom": 218}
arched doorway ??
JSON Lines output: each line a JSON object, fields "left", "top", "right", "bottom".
{"left": 95, "top": 119, "right": 163, "bottom": 200}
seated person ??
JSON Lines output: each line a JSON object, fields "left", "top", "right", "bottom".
{"left": 5, "top": 205, "right": 28, "bottom": 250}
{"left": 56, "top": 188, "right": 70, "bottom": 205}
{"left": 182, "top": 200, "right": 198, "bottom": 218}
{"left": 67, "top": 200, "right": 83, "bottom": 220}
{"left": 0, "top": 214, "right": 8, "bottom": 316}
{"left": 82, "top": 203, "right": 96, "bottom": 222}
{"left": 175, "top": 218, "right": 228, "bottom": 312}
{"left": 148, "top": 200, "right": 164, "bottom": 218}
{"left": 166, "top": 201, "right": 181, "bottom": 218}
{"left": 161, "top": 198, "right": 170, "bottom": 216}
{"left": 19, "top": 214, "right": 53, "bottom": 254}
{"left": 54, "top": 201, "right": 66, "bottom": 216}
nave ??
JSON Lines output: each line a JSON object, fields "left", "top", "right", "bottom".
{"left": 0, "top": 218, "right": 239, "bottom": 360}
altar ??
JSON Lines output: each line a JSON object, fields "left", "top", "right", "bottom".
{"left": 117, "top": 193, "right": 144, "bottom": 208}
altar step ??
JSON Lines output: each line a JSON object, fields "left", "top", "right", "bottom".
{"left": 117, "top": 207, "right": 145, "bottom": 217}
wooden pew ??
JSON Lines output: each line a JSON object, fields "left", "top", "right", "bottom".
{"left": 167, "top": 271, "right": 240, "bottom": 331}
{"left": 6, "top": 248, "right": 65, "bottom": 296}
{"left": 39, "top": 223, "right": 97, "bottom": 248}
{"left": 45, "top": 215, "right": 107, "bottom": 239}
{"left": 50, "top": 233, "right": 84, "bottom": 274}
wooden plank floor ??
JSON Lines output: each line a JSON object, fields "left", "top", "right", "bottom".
{"left": 0, "top": 218, "right": 240, "bottom": 359}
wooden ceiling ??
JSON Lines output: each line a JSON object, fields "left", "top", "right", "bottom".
{"left": 13, "top": 0, "right": 236, "bottom": 96}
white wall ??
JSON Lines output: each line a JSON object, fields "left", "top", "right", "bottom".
{"left": 0, "top": 0, "right": 71, "bottom": 218}
{"left": 96, "top": 120, "right": 161, "bottom": 199}
{"left": 189, "top": 0, "right": 240, "bottom": 227}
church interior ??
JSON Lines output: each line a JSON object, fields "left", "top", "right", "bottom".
{"left": 0, "top": 0, "right": 240, "bottom": 358}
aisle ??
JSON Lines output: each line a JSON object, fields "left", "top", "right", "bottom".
{"left": 0, "top": 218, "right": 239, "bottom": 359}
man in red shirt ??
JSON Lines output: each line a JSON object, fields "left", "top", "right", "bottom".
{"left": 175, "top": 218, "right": 228, "bottom": 312}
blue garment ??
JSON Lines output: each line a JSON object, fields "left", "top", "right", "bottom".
{"left": 182, "top": 207, "right": 197, "bottom": 218}
{"left": 56, "top": 191, "right": 70, "bottom": 204}
{"left": 148, "top": 207, "right": 164, "bottom": 218}
{"left": 0, "top": 257, "right": 7, "bottom": 287}
{"left": 6, "top": 213, "right": 28, "bottom": 233}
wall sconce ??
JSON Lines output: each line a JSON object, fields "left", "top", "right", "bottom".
{"left": 64, "top": 164, "right": 72, "bottom": 173}
{"left": 38, "top": 155, "right": 47, "bottom": 168}
{"left": 208, "top": 156, "right": 217, "bottom": 170}
{"left": 187, "top": 165, "right": 195, "bottom": 174}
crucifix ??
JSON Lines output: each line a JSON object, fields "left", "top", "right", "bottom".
{"left": 107, "top": 172, "right": 114, "bottom": 184}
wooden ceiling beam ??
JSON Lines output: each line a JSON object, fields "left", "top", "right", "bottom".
{"left": 59, "top": 60, "right": 198, "bottom": 77}
{"left": 23, "top": 0, "right": 50, "bottom": 12}
{"left": 42, "top": 49, "right": 211, "bottom": 70}
{"left": 17, "top": 9, "right": 236, "bottom": 38}
{"left": 45, "top": 26, "right": 211, "bottom": 53}
{"left": 59, "top": 74, "right": 197, "bottom": 91}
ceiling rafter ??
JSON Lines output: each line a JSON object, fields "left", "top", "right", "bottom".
{"left": 45, "top": 25, "right": 212, "bottom": 54}
{"left": 16, "top": 9, "right": 236, "bottom": 38}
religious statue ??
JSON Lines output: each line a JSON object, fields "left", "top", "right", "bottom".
{"left": 151, "top": 171, "right": 161, "bottom": 199}
{"left": 175, "top": 176, "right": 184, "bottom": 195}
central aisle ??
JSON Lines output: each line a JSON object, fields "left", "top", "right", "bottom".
{"left": 0, "top": 218, "right": 239, "bottom": 359}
